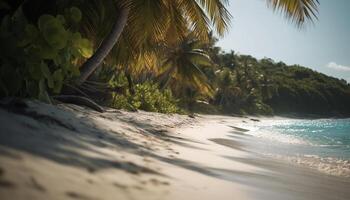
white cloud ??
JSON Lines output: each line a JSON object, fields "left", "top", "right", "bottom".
{"left": 326, "top": 62, "right": 350, "bottom": 72}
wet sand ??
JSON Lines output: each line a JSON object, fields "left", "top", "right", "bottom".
{"left": 0, "top": 101, "right": 349, "bottom": 200}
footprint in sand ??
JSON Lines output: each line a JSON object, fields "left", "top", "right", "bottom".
{"left": 66, "top": 191, "right": 99, "bottom": 200}
{"left": 112, "top": 182, "right": 128, "bottom": 189}
{"left": 29, "top": 177, "right": 46, "bottom": 192}
{"left": 0, "top": 179, "right": 16, "bottom": 188}
{"left": 132, "top": 185, "right": 144, "bottom": 190}
{"left": 86, "top": 179, "right": 94, "bottom": 184}
{"left": 0, "top": 167, "right": 16, "bottom": 189}
{"left": 149, "top": 178, "right": 170, "bottom": 186}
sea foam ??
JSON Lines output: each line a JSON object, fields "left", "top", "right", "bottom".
{"left": 245, "top": 118, "right": 350, "bottom": 178}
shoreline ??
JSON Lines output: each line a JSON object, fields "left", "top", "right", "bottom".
{"left": 0, "top": 101, "right": 349, "bottom": 200}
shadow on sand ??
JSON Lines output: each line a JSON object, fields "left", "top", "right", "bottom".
{"left": 1, "top": 102, "right": 350, "bottom": 200}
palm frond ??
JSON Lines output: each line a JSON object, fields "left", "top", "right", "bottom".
{"left": 198, "top": 0, "right": 232, "bottom": 35}
{"left": 266, "top": 0, "right": 319, "bottom": 27}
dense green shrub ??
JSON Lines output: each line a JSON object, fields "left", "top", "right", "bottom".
{"left": 111, "top": 82, "right": 180, "bottom": 114}
{"left": 0, "top": 7, "right": 92, "bottom": 102}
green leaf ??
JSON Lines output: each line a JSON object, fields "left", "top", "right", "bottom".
{"left": 38, "top": 14, "right": 56, "bottom": 31}
{"left": 56, "top": 15, "right": 66, "bottom": 25}
{"left": 71, "top": 47, "right": 81, "bottom": 57}
{"left": 39, "top": 15, "right": 68, "bottom": 50}
{"left": 76, "top": 38, "right": 93, "bottom": 58}
{"left": 39, "top": 44, "right": 59, "bottom": 59}
{"left": 53, "top": 83, "right": 62, "bottom": 94}
{"left": 52, "top": 69, "right": 64, "bottom": 93}
{"left": 71, "top": 32, "right": 82, "bottom": 41}
{"left": 47, "top": 77, "right": 54, "bottom": 89}
{"left": 28, "top": 62, "right": 42, "bottom": 80}
{"left": 53, "top": 57, "right": 60, "bottom": 65}
{"left": 70, "top": 66, "right": 80, "bottom": 76}
{"left": 52, "top": 69, "right": 64, "bottom": 82}
{"left": 38, "top": 79, "right": 51, "bottom": 103}
{"left": 70, "top": 7, "right": 82, "bottom": 23}
{"left": 26, "top": 24, "right": 38, "bottom": 38}
{"left": 40, "top": 62, "right": 54, "bottom": 88}
{"left": 40, "top": 62, "right": 51, "bottom": 78}
{"left": 18, "top": 24, "right": 38, "bottom": 47}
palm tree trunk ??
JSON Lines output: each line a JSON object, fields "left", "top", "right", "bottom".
{"left": 125, "top": 70, "right": 135, "bottom": 95}
{"left": 157, "top": 65, "right": 177, "bottom": 90}
{"left": 76, "top": 7, "right": 129, "bottom": 85}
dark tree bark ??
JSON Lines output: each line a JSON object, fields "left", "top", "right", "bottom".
{"left": 125, "top": 70, "right": 135, "bottom": 95}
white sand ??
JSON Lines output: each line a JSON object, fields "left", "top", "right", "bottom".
{"left": 0, "top": 101, "right": 349, "bottom": 200}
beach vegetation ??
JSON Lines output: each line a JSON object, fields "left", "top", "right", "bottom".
{"left": 110, "top": 81, "right": 180, "bottom": 114}
{"left": 3, "top": 0, "right": 348, "bottom": 117}
{"left": 0, "top": 5, "right": 91, "bottom": 102}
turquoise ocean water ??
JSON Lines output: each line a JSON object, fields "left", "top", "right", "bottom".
{"left": 245, "top": 118, "right": 350, "bottom": 177}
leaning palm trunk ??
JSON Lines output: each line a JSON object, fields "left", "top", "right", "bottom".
{"left": 77, "top": 7, "right": 129, "bottom": 85}
{"left": 157, "top": 65, "right": 177, "bottom": 90}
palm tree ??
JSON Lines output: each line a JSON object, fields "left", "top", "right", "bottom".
{"left": 215, "top": 69, "right": 242, "bottom": 107}
{"left": 76, "top": 0, "right": 319, "bottom": 85}
{"left": 75, "top": 0, "right": 231, "bottom": 85}
{"left": 156, "top": 34, "right": 213, "bottom": 97}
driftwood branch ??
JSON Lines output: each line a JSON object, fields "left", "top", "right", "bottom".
{"left": 52, "top": 95, "right": 105, "bottom": 113}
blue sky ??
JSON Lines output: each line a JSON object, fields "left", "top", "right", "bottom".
{"left": 217, "top": 0, "right": 350, "bottom": 82}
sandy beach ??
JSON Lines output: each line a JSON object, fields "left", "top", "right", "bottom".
{"left": 0, "top": 101, "right": 350, "bottom": 200}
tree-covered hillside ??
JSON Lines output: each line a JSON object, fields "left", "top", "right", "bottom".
{"left": 208, "top": 52, "right": 350, "bottom": 117}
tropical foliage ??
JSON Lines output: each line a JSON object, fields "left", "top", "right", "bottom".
{"left": 76, "top": 0, "right": 232, "bottom": 84}
{"left": 4, "top": 0, "right": 347, "bottom": 117}
{"left": 111, "top": 81, "right": 180, "bottom": 114}
{"left": 0, "top": 5, "right": 92, "bottom": 102}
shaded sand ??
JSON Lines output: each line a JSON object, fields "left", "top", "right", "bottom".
{"left": 0, "top": 101, "right": 349, "bottom": 200}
